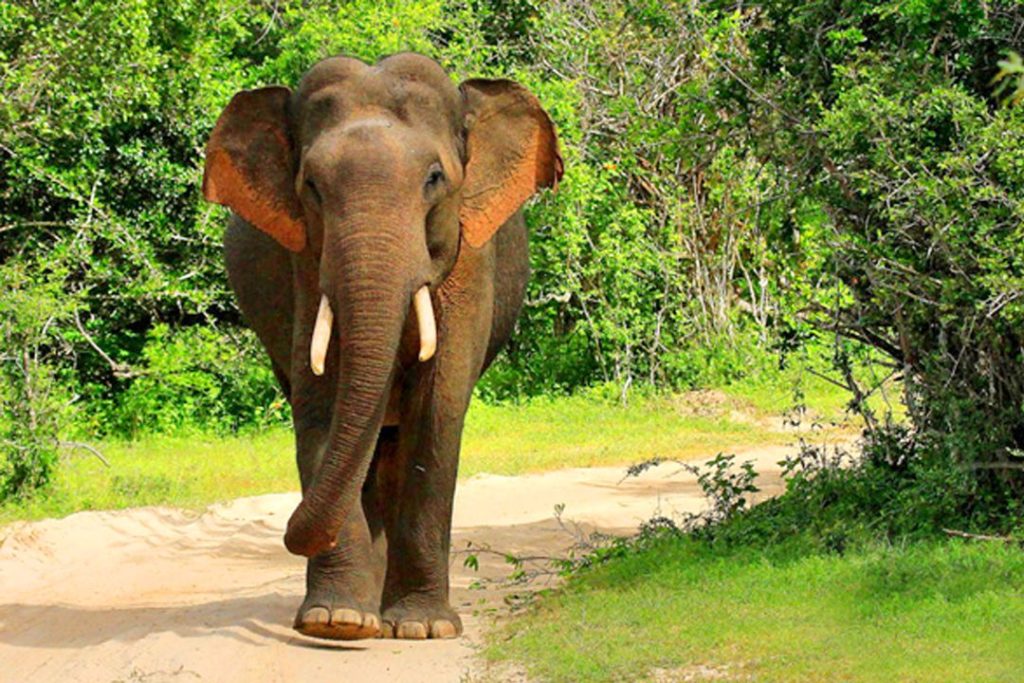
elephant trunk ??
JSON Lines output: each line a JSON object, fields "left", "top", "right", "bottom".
{"left": 284, "top": 226, "right": 430, "bottom": 558}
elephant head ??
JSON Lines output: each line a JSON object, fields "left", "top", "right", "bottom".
{"left": 202, "top": 53, "right": 562, "bottom": 557}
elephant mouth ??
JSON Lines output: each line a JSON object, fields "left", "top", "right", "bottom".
{"left": 308, "top": 285, "right": 436, "bottom": 376}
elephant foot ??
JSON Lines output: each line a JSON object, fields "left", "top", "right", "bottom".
{"left": 294, "top": 594, "right": 381, "bottom": 641}
{"left": 380, "top": 600, "right": 462, "bottom": 640}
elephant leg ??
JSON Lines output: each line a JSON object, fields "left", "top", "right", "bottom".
{"left": 364, "top": 427, "right": 396, "bottom": 601}
{"left": 378, "top": 383, "right": 467, "bottom": 640}
{"left": 291, "top": 415, "right": 382, "bottom": 639}
{"left": 289, "top": 260, "right": 382, "bottom": 641}
{"left": 292, "top": 422, "right": 388, "bottom": 640}
{"left": 295, "top": 509, "right": 381, "bottom": 640}
{"left": 380, "top": 261, "right": 493, "bottom": 639}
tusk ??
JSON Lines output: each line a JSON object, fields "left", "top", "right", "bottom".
{"left": 414, "top": 286, "right": 436, "bottom": 362}
{"left": 309, "top": 294, "right": 333, "bottom": 376}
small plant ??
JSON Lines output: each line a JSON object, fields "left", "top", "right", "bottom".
{"left": 682, "top": 454, "right": 760, "bottom": 526}
{"left": 623, "top": 452, "right": 761, "bottom": 531}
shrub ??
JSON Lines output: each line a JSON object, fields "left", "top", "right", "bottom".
{"left": 112, "top": 324, "right": 287, "bottom": 437}
{"left": 700, "top": 424, "right": 1024, "bottom": 557}
{"left": 0, "top": 264, "right": 78, "bottom": 499}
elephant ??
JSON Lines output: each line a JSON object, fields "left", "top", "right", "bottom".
{"left": 200, "top": 52, "right": 562, "bottom": 641}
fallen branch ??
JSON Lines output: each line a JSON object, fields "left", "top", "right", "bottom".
{"left": 452, "top": 542, "right": 564, "bottom": 568}
{"left": 942, "top": 528, "right": 1021, "bottom": 545}
{"left": 618, "top": 455, "right": 689, "bottom": 483}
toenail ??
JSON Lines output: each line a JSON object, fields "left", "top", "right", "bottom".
{"left": 430, "top": 620, "right": 458, "bottom": 639}
{"left": 304, "top": 606, "right": 330, "bottom": 624}
{"left": 331, "top": 608, "right": 362, "bottom": 626}
{"left": 397, "top": 621, "right": 428, "bottom": 639}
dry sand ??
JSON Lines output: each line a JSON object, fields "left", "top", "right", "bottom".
{"left": 0, "top": 444, "right": 796, "bottom": 683}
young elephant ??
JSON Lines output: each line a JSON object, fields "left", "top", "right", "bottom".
{"left": 201, "top": 53, "right": 561, "bottom": 640}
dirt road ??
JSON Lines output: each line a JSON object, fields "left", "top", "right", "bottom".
{"left": 0, "top": 445, "right": 793, "bottom": 683}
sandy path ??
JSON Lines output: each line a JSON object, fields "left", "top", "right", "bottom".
{"left": 0, "top": 444, "right": 794, "bottom": 683}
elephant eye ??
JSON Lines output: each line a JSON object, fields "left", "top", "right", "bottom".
{"left": 424, "top": 165, "right": 445, "bottom": 190}
{"left": 305, "top": 179, "right": 322, "bottom": 204}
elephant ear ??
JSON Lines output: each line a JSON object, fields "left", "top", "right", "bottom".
{"left": 459, "top": 79, "right": 563, "bottom": 249}
{"left": 202, "top": 87, "right": 306, "bottom": 252}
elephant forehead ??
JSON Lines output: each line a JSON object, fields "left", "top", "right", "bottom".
{"left": 302, "top": 79, "right": 452, "bottom": 128}
{"left": 301, "top": 117, "right": 443, "bottom": 190}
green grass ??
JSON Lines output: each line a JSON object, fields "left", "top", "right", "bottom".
{"left": 486, "top": 538, "right": 1024, "bottom": 682}
{"left": 0, "top": 389, "right": 853, "bottom": 524}
{"left": 2, "top": 429, "right": 297, "bottom": 523}
{"left": 719, "top": 357, "right": 904, "bottom": 422}
{"left": 460, "top": 393, "right": 806, "bottom": 477}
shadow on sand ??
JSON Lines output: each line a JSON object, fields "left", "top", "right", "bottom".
{"left": 0, "top": 594, "right": 367, "bottom": 651}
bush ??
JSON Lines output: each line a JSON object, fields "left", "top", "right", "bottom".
{"left": 687, "top": 0, "right": 1024, "bottom": 520}
{"left": 698, "top": 424, "right": 1024, "bottom": 557}
{"left": 111, "top": 324, "right": 287, "bottom": 437}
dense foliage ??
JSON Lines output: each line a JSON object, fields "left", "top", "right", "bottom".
{"left": 721, "top": 0, "right": 1024, "bottom": 504}
{"left": 3, "top": 0, "right": 1024, "bottom": 515}
{"left": 676, "top": 0, "right": 1024, "bottom": 536}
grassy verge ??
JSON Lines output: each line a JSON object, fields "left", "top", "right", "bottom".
{"left": 3, "top": 430, "right": 296, "bottom": 523}
{"left": 1, "top": 383, "right": 855, "bottom": 523}
{"left": 485, "top": 537, "right": 1024, "bottom": 682}
{"left": 461, "top": 394, "right": 798, "bottom": 477}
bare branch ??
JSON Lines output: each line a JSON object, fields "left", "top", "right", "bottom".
{"left": 72, "top": 310, "right": 136, "bottom": 379}
{"left": 59, "top": 440, "right": 110, "bottom": 468}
